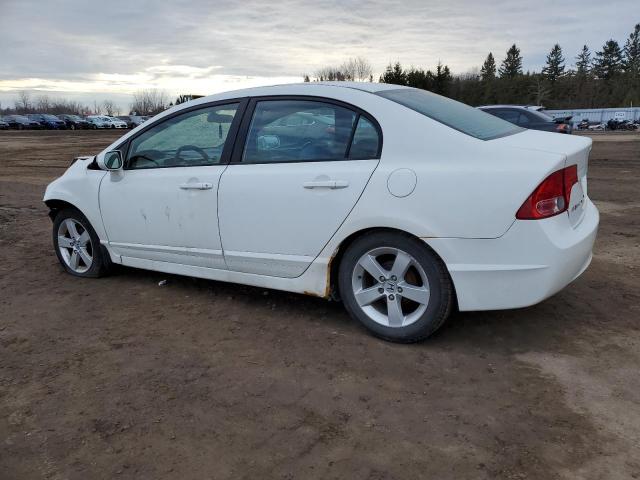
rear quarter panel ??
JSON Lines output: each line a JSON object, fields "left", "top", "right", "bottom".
{"left": 331, "top": 104, "right": 568, "bottom": 242}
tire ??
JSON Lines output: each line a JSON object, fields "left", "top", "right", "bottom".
{"left": 338, "top": 232, "right": 453, "bottom": 343}
{"left": 52, "top": 208, "right": 111, "bottom": 278}
{"left": 92, "top": 125, "right": 97, "bottom": 130}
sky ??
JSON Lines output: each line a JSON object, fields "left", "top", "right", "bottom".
{"left": 0, "top": 0, "right": 637, "bottom": 112}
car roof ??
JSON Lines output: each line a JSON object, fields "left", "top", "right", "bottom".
{"left": 187, "top": 81, "right": 410, "bottom": 105}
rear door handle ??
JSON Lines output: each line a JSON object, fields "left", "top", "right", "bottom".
{"left": 179, "top": 182, "right": 213, "bottom": 190}
{"left": 303, "top": 180, "right": 349, "bottom": 189}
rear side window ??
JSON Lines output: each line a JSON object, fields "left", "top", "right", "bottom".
{"left": 349, "top": 116, "right": 380, "bottom": 159}
{"left": 243, "top": 100, "right": 358, "bottom": 163}
{"left": 378, "top": 89, "right": 523, "bottom": 140}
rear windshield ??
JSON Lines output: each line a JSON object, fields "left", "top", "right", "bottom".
{"left": 377, "top": 88, "right": 523, "bottom": 140}
{"left": 531, "top": 109, "right": 554, "bottom": 122}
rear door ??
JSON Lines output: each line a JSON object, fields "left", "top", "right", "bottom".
{"left": 218, "top": 97, "right": 382, "bottom": 278}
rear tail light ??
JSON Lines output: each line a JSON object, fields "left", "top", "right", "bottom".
{"left": 516, "top": 165, "right": 578, "bottom": 220}
{"left": 556, "top": 123, "right": 569, "bottom": 133}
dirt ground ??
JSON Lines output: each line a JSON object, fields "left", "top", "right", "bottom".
{"left": 1, "top": 130, "right": 639, "bottom": 480}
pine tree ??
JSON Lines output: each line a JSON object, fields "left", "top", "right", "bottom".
{"left": 593, "top": 39, "right": 624, "bottom": 80}
{"left": 575, "top": 45, "right": 592, "bottom": 76}
{"left": 499, "top": 44, "right": 523, "bottom": 78}
{"left": 623, "top": 23, "right": 640, "bottom": 77}
{"left": 434, "top": 62, "right": 452, "bottom": 95}
{"left": 480, "top": 53, "right": 496, "bottom": 81}
{"left": 542, "top": 44, "right": 565, "bottom": 82}
{"left": 379, "top": 62, "right": 407, "bottom": 85}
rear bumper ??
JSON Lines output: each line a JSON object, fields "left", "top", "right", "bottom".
{"left": 426, "top": 199, "right": 599, "bottom": 311}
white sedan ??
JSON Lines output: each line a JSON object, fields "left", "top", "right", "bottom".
{"left": 103, "top": 116, "right": 128, "bottom": 129}
{"left": 44, "top": 83, "right": 599, "bottom": 342}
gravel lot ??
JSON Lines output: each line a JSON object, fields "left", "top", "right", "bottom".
{"left": 1, "top": 130, "right": 639, "bottom": 479}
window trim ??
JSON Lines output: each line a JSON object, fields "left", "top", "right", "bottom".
{"left": 117, "top": 98, "right": 249, "bottom": 170}
{"left": 229, "top": 95, "right": 383, "bottom": 165}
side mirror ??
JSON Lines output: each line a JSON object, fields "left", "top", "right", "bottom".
{"left": 97, "top": 150, "right": 123, "bottom": 170}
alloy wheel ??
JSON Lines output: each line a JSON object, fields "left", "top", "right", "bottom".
{"left": 351, "top": 247, "right": 430, "bottom": 328}
{"left": 57, "top": 218, "right": 93, "bottom": 273}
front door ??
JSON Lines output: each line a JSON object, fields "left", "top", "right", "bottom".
{"left": 218, "top": 98, "right": 381, "bottom": 278}
{"left": 99, "top": 102, "right": 243, "bottom": 269}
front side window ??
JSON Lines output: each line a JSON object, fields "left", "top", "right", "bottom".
{"left": 127, "top": 103, "right": 239, "bottom": 169}
{"left": 378, "top": 89, "right": 522, "bottom": 140}
{"left": 242, "top": 100, "right": 357, "bottom": 163}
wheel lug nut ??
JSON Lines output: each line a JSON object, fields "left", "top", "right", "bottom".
{"left": 391, "top": 275, "right": 397, "bottom": 281}
{"left": 388, "top": 294, "right": 395, "bottom": 301}
{"left": 378, "top": 287, "right": 384, "bottom": 294}
{"left": 397, "top": 287, "right": 403, "bottom": 293}
{"left": 379, "top": 276, "right": 386, "bottom": 282}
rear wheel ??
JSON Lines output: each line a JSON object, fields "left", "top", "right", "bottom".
{"left": 52, "top": 208, "right": 110, "bottom": 278}
{"left": 338, "top": 232, "right": 453, "bottom": 343}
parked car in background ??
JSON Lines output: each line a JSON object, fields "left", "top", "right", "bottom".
{"left": 117, "top": 115, "right": 147, "bottom": 128}
{"left": 27, "top": 114, "right": 67, "bottom": 129}
{"left": 58, "top": 114, "right": 92, "bottom": 130}
{"left": 44, "top": 82, "right": 598, "bottom": 343}
{"left": 607, "top": 118, "right": 639, "bottom": 131}
{"left": 479, "top": 105, "right": 572, "bottom": 134}
{"left": 0, "top": 118, "right": 10, "bottom": 130}
{"left": 577, "top": 119, "right": 590, "bottom": 130}
{"left": 2, "top": 114, "right": 42, "bottom": 129}
{"left": 102, "top": 116, "right": 128, "bottom": 129}
{"left": 86, "top": 116, "right": 111, "bottom": 129}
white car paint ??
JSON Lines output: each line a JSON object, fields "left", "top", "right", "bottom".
{"left": 44, "top": 82, "right": 599, "bottom": 312}
{"left": 102, "top": 116, "right": 128, "bottom": 129}
{"left": 85, "top": 115, "right": 110, "bottom": 129}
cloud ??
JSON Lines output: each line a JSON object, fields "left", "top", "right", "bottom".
{"left": 0, "top": 0, "right": 637, "bottom": 108}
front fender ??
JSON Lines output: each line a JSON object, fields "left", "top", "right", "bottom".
{"left": 43, "top": 160, "right": 108, "bottom": 241}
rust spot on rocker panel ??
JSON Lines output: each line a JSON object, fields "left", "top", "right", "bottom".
{"left": 303, "top": 247, "right": 339, "bottom": 299}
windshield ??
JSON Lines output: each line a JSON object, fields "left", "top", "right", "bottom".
{"left": 43, "top": 114, "right": 60, "bottom": 121}
{"left": 377, "top": 88, "right": 523, "bottom": 140}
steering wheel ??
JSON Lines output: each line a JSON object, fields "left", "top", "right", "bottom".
{"left": 175, "top": 145, "right": 209, "bottom": 164}
{"left": 129, "top": 150, "right": 162, "bottom": 168}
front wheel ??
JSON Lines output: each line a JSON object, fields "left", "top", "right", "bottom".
{"left": 338, "top": 232, "right": 453, "bottom": 343}
{"left": 52, "top": 208, "right": 110, "bottom": 278}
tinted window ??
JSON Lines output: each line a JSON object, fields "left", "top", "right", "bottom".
{"left": 494, "top": 109, "right": 520, "bottom": 124}
{"left": 378, "top": 89, "right": 522, "bottom": 140}
{"left": 527, "top": 109, "right": 554, "bottom": 122}
{"left": 349, "top": 116, "right": 380, "bottom": 159}
{"left": 127, "top": 103, "right": 238, "bottom": 169}
{"left": 243, "top": 100, "right": 356, "bottom": 163}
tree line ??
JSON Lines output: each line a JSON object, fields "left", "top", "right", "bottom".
{"left": 309, "top": 23, "right": 640, "bottom": 109}
{"left": 0, "top": 89, "right": 178, "bottom": 117}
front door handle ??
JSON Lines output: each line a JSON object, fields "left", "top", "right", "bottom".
{"left": 303, "top": 180, "right": 349, "bottom": 189}
{"left": 179, "top": 182, "right": 213, "bottom": 190}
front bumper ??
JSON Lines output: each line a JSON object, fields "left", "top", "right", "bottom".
{"left": 426, "top": 199, "right": 599, "bottom": 311}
